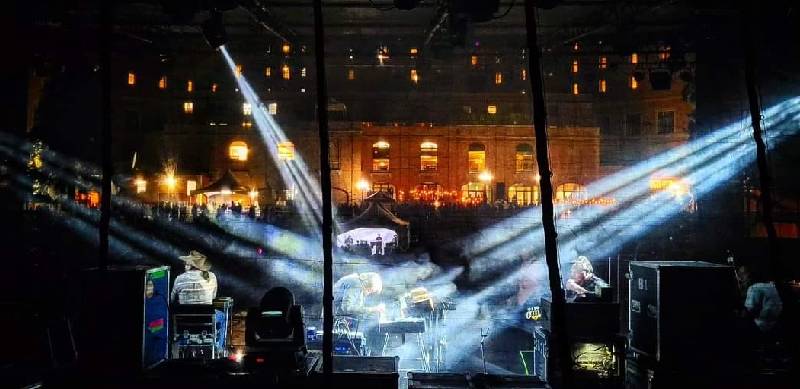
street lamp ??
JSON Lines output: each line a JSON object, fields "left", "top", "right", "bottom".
{"left": 478, "top": 171, "right": 493, "bottom": 203}
{"left": 356, "top": 179, "right": 370, "bottom": 202}
{"left": 165, "top": 174, "right": 177, "bottom": 203}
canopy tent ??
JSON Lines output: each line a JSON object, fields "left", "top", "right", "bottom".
{"left": 336, "top": 227, "right": 397, "bottom": 248}
{"left": 364, "top": 190, "right": 396, "bottom": 204}
{"left": 339, "top": 201, "right": 410, "bottom": 251}
{"left": 191, "top": 169, "right": 250, "bottom": 196}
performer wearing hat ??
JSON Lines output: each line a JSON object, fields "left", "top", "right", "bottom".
{"left": 565, "top": 256, "right": 609, "bottom": 301}
{"left": 171, "top": 250, "right": 225, "bottom": 350}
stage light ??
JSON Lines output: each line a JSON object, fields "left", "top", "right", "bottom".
{"left": 201, "top": 11, "right": 228, "bottom": 49}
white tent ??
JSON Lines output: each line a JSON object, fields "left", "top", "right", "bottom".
{"left": 336, "top": 227, "right": 398, "bottom": 254}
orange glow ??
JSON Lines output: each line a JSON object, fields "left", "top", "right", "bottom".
{"left": 572, "top": 60, "right": 579, "bottom": 73}
{"left": 187, "top": 80, "right": 193, "bottom": 92}
{"left": 282, "top": 64, "right": 290, "bottom": 80}
{"left": 127, "top": 72, "right": 136, "bottom": 85}
{"left": 631, "top": 53, "right": 639, "bottom": 64}
{"left": 495, "top": 72, "right": 503, "bottom": 84}
{"left": 282, "top": 44, "right": 291, "bottom": 54}
{"left": 158, "top": 76, "right": 167, "bottom": 89}
{"left": 599, "top": 56, "right": 608, "bottom": 69}
{"left": 471, "top": 55, "right": 478, "bottom": 66}
{"left": 630, "top": 76, "right": 638, "bottom": 90}
{"left": 572, "top": 83, "right": 579, "bottom": 95}
{"left": 599, "top": 79, "right": 607, "bottom": 93}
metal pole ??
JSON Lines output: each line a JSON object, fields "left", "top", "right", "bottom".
{"left": 523, "top": 1, "right": 572, "bottom": 387}
{"left": 312, "top": 0, "right": 336, "bottom": 377}
{"left": 742, "top": 4, "right": 778, "bottom": 275}
{"left": 741, "top": 2, "right": 798, "bottom": 365}
{"left": 99, "top": 0, "right": 113, "bottom": 271}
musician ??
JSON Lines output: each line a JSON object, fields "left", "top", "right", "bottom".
{"left": 171, "top": 250, "right": 226, "bottom": 350}
{"left": 565, "top": 256, "right": 608, "bottom": 301}
{"left": 333, "top": 272, "right": 384, "bottom": 355}
{"left": 737, "top": 264, "right": 783, "bottom": 336}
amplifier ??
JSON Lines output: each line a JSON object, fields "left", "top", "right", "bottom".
{"left": 628, "top": 261, "right": 739, "bottom": 368}
{"left": 539, "top": 298, "right": 619, "bottom": 340}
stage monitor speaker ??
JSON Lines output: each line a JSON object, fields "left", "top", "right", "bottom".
{"left": 76, "top": 266, "right": 170, "bottom": 374}
{"left": 649, "top": 71, "right": 672, "bottom": 90}
{"left": 628, "top": 261, "right": 738, "bottom": 369}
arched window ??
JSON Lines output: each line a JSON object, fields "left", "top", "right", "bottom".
{"left": 468, "top": 143, "right": 486, "bottom": 173}
{"left": 413, "top": 182, "right": 441, "bottom": 201}
{"left": 229, "top": 141, "right": 249, "bottom": 162}
{"left": 372, "top": 141, "right": 390, "bottom": 171}
{"left": 515, "top": 143, "right": 534, "bottom": 172}
{"left": 555, "top": 183, "right": 587, "bottom": 201}
{"left": 509, "top": 184, "right": 540, "bottom": 206}
{"left": 461, "top": 182, "right": 488, "bottom": 204}
{"left": 420, "top": 142, "right": 438, "bottom": 171}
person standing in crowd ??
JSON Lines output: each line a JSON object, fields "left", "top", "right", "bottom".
{"left": 171, "top": 250, "right": 226, "bottom": 351}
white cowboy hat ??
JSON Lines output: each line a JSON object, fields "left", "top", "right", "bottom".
{"left": 178, "top": 250, "right": 211, "bottom": 271}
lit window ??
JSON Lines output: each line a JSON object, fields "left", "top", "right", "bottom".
{"left": 242, "top": 121, "right": 253, "bottom": 128}
{"left": 183, "top": 101, "right": 194, "bottom": 114}
{"left": 630, "top": 76, "right": 638, "bottom": 90}
{"left": 573, "top": 42, "right": 580, "bottom": 51}
{"left": 268, "top": 102, "right": 277, "bottom": 115}
{"left": 599, "top": 56, "right": 608, "bottom": 69}
{"left": 410, "top": 47, "right": 418, "bottom": 55}
{"left": 158, "top": 76, "right": 167, "bottom": 89}
{"left": 471, "top": 55, "right": 478, "bottom": 66}
{"left": 515, "top": 143, "right": 534, "bottom": 172}
{"left": 127, "top": 72, "right": 136, "bottom": 85}
{"left": 599, "top": 79, "right": 607, "bottom": 93}
{"left": 487, "top": 105, "right": 497, "bottom": 114}
{"left": 377, "top": 46, "right": 389, "bottom": 65}
{"left": 235, "top": 64, "right": 243, "bottom": 77}
{"left": 555, "top": 183, "right": 587, "bottom": 201}
{"left": 521, "top": 68, "right": 527, "bottom": 81}
{"left": 187, "top": 80, "right": 194, "bottom": 92}
{"left": 572, "top": 60, "right": 579, "bottom": 73}
{"left": 495, "top": 72, "right": 503, "bottom": 84}
{"left": 243, "top": 103, "right": 252, "bottom": 115}
{"left": 278, "top": 142, "right": 295, "bottom": 161}
{"left": 631, "top": 53, "right": 639, "bottom": 64}
{"left": 265, "top": 67, "right": 272, "bottom": 77}
{"left": 134, "top": 178, "right": 147, "bottom": 194}
{"left": 509, "top": 184, "right": 540, "bottom": 205}
{"left": 347, "top": 68, "right": 355, "bottom": 80}
{"left": 282, "top": 43, "right": 291, "bottom": 55}
{"left": 410, "top": 69, "right": 419, "bottom": 83}
{"left": 211, "top": 83, "right": 218, "bottom": 93}
{"left": 572, "top": 83, "right": 579, "bottom": 95}
{"left": 468, "top": 143, "right": 486, "bottom": 173}
{"left": 186, "top": 180, "right": 196, "bottom": 197}
{"left": 372, "top": 141, "right": 390, "bottom": 171}
{"left": 420, "top": 142, "right": 438, "bottom": 171}
{"left": 463, "top": 106, "right": 472, "bottom": 114}
{"left": 301, "top": 67, "right": 307, "bottom": 78}
{"left": 659, "top": 46, "right": 671, "bottom": 61}
{"left": 282, "top": 64, "right": 290, "bottom": 80}
{"left": 229, "top": 141, "right": 249, "bottom": 162}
